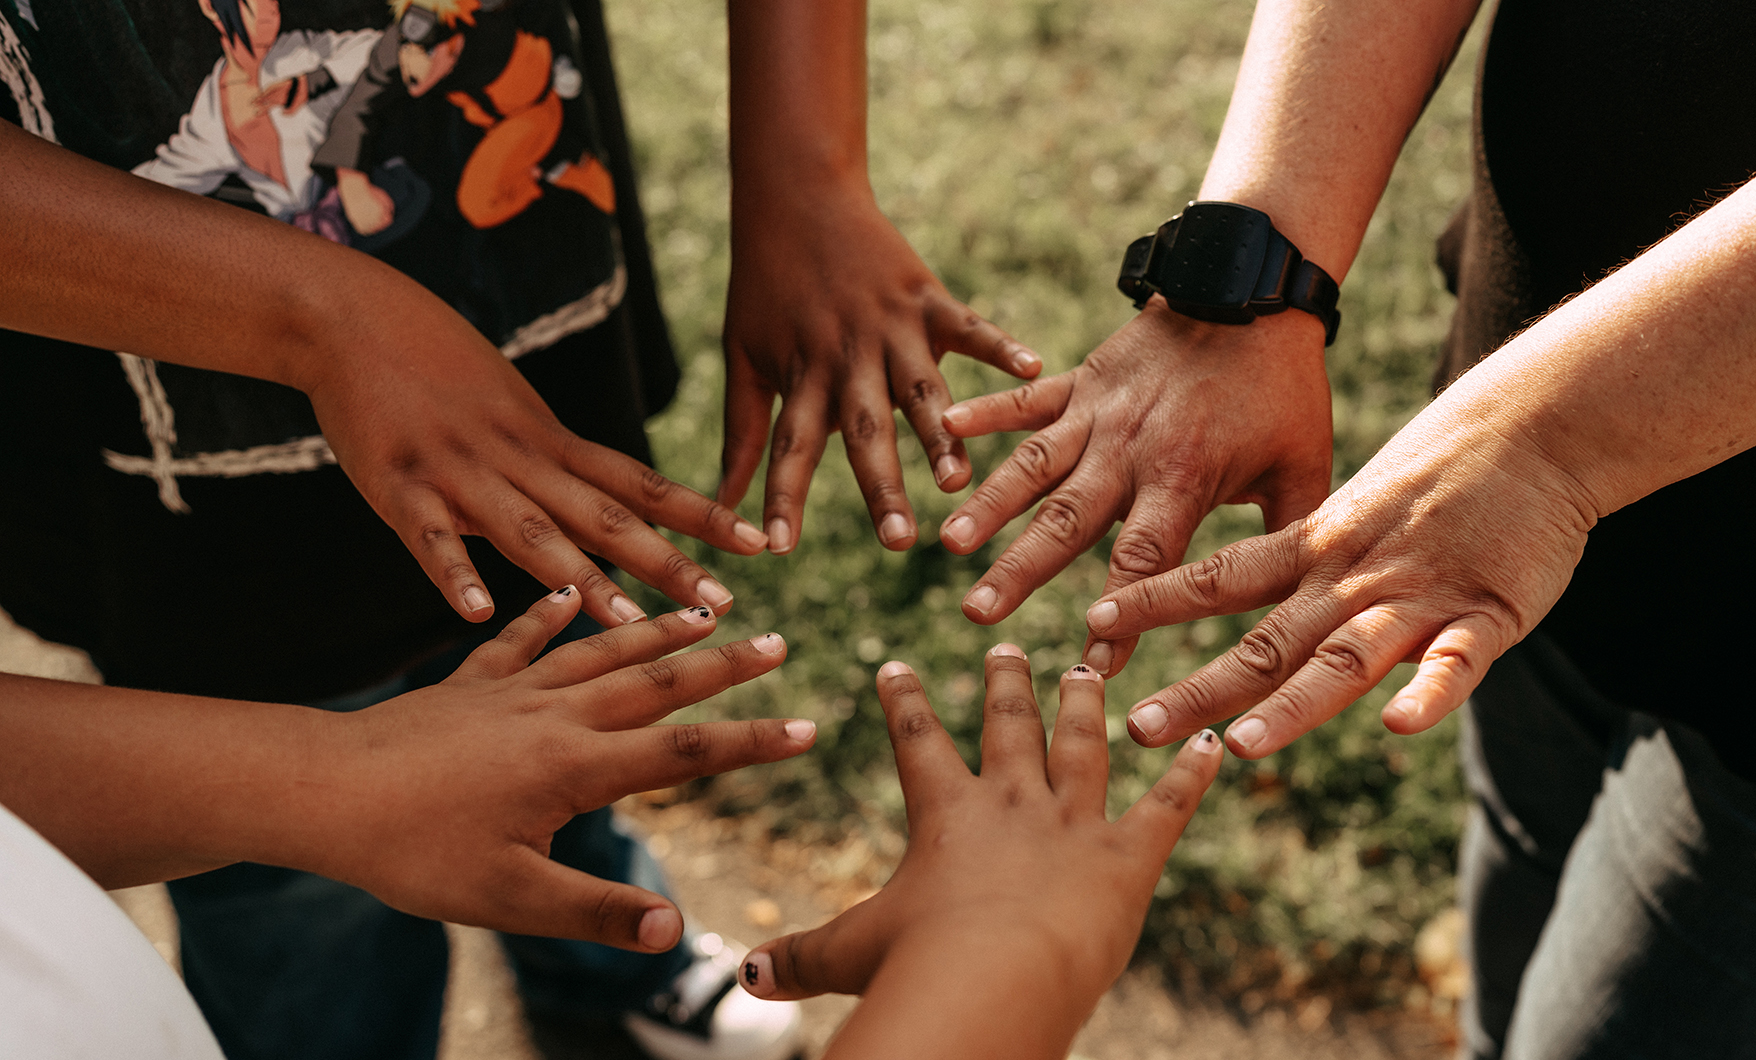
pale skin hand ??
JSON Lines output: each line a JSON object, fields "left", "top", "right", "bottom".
{"left": 737, "top": 647, "right": 1223, "bottom": 1060}
{"left": 939, "top": 0, "right": 1482, "bottom": 663}
{"left": 1086, "top": 178, "right": 1756, "bottom": 758}
{"left": 0, "top": 591, "right": 816, "bottom": 951}
{"left": 722, "top": 0, "right": 1039, "bottom": 555}
{"left": 0, "top": 121, "right": 767, "bottom": 628}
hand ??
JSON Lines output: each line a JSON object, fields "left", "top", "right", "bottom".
{"left": 738, "top": 646, "right": 1222, "bottom": 1060}
{"left": 720, "top": 186, "right": 1040, "bottom": 554}
{"left": 300, "top": 589, "right": 816, "bottom": 949}
{"left": 1084, "top": 394, "right": 1595, "bottom": 759}
{"left": 937, "top": 301, "right": 1333, "bottom": 682}
{"left": 301, "top": 300, "right": 769, "bottom": 627}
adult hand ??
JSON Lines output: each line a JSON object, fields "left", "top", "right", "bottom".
{"left": 1084, "top": 394, "right": 1595, "bottom": 759}
{"left": 939, "top": 301, "right": 1332, "bottom": 676}
{"left": 720, "top": 186, "right": 1040, "bottom": 554}
{"left": 738, "top": 646, "right": 1221, "bottom": 1060}
{"left": 306, "top": 589, "right": 816, "bottom": 949}
{"left": 303, "top": 306, "right": 769, "bottom": 628}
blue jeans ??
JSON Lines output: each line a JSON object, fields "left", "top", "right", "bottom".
{"left": 1457, "top": 633, "right": 1756, "bottom": 1060}
{"left": 166, "top": 615, "right": 692, "bottom": 1060}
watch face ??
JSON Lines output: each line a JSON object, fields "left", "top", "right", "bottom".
{"left": 1158, "top": 203, "right": 1274, "bottom": 314}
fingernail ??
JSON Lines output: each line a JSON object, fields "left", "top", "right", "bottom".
{"left": 942, "top": 515, "right": 976, "bottom": 550}
{"left": 1228, "top": 716, "right": 1268, "bottom": 753}
{"left": 989, "top": 642, "right": 1026, "bottom": 659}
{"left": 964, "top": 584, "right": 998, "bottom": 617}
{"left": 679, "top": 605, "right": 715, "bottom": 625}
{"left": 751, "top": 632, "right": 785, "bottom": 656}
{"left": 546, "top": 584, "right": 576, "bottom": 602}
{"left": 1067, "top": 664, "right": 1101, "bottom": 682}
{"left": 878, "top": 512, "right": 915, "bottom": 548}
{"left": 1196, "top": 729, "right": 1220, "bottom": 750}
{"left": 878, "top": 660, "right": 914, "bottom": 679}
{"left": 1084, "top": 641, "right": 1114, "bottom": 675}
{"left": 696, "top": 577, "right": 734, "bottom": 612}
{"left": 733, "top": 521, "right": 768, "bottom": 551}
{"left": 741, "top": 952, "right": 775, "bottom": 996}
{"left": 1011, "top": 347, "right": 1041, "bottom": 374}
{"left": 784, "top": 719, "right": 816, "bottom": 742}
{"left": 1086, "top": 600, "right": 1120, "bottom": 633}
{"left": 462, "top": 586, "right": 493, "bottom": 614}
{"left": 933, "top": 455, "right": 962, "bottom": 488}
{"left": 1130, "top": 701, "right": 1169, "bottom": 740}
{"left": 610, "top": 595, "right": 646, "bottom": 624}
{"left": 639, "top": 906, "right": 683, "bottom": 950}
{"left": 766, "top": 518, "right": 794, "bottom": 555}
{"left": 942, "top": 404, "right": 972, "bottom": 429}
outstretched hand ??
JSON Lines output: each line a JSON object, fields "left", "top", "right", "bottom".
{"left": 1085, "top": 391, "right": 1594, "bottom": 760}
{"left": 305, "top": 308, "right": 768, "bottom": 628}
{"left": 304, "top": 589, "right": 815, "bottom": 949}
{"left": 720, "top": 188, "right": 1040, "bottom": 554}
{"left": 738, "top": 645, "right": 1222, "bottom": 1060}
{"left": 937, "top": 301, "right": 1332, "bottom": 683}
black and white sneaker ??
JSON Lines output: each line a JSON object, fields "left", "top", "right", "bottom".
{"left": 623, "top": 934, "right": 802, "bottom": 1060}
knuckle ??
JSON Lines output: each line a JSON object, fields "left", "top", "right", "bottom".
{"left": 666, "top": 723, "right": 712, "bottom": 763}
{"left": 643, "top": 657, "right": 683, "bottom": 693}
{"left": 659, "top": 549, "right": 700, "bottom": 584}
{"left": 419, "top": 523, "right": 460, "bottom": 553}
{"left": 901, "top": 377, "right": 943, "bottom": 415}
{"left": 843, "top": 407, "right": 888, "bottom": 445}
{"left": 1033, "top": 497, "right": 1086, "bottom": 546}
{"left": 1233, "top": 627, "right": 1286, "bottom": 679}
{"left": 1110, "top": 534, "right": 1171, "bottom": 578}
{"left": 518, "top": 513, "right": 562, "bottom": 549}
{"left": 1057, "top": 711, "right": 1108, "bottom": 743}
{"left": 1147, "top": 779, "right": 1193, "bottom": 817}
{"left": 1012, "top": 436, "right": 1058, "bottom": 485}
{"left": 892, "top": 708, "right": 941, "bottom": 742}
{"left": 637, "top": 467, "right": 675, "bottom": 506}
{"left": 1185, "top": 552, "right": 1232, "bottom": 611}
{"left": 1312, "top": 639, "right": 1372, "bottom": 684}
{"left": 985, "top": 691, "right": 1039, "bottom": 721}
{"left": 595, "top": 503, "right": 638, "bottom": 537}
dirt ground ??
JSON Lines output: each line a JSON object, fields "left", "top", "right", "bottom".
{"left": 4, "top": 607, "right": 1456, "bottom": 1058}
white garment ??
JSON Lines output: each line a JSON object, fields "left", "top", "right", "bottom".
{"left": 132, "top": 29, "right": 379, "bottom": 219}
{"left": 0, "top": 803, "right": 222, "bottom": 1060}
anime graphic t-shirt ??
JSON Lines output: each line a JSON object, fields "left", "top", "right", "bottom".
{"left": 0, "top": 0, "right": 675, "bottom": 700}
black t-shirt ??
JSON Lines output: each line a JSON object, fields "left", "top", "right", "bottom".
{"left": 1439, "top": 0, "right": 1756, "bottom": 776}
{"left": 0, "top": 0, "right": 678, "bottom": 701}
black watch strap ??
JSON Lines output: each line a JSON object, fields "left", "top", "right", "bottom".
{"left": 1118, "top": 201, "right": 1341, "bottom": 346}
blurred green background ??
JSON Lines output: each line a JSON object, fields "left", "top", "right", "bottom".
{"left": 606, "top": 0, "right": 1480, "bottom": 1006}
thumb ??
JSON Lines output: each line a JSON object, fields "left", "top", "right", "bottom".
{"left": 462, "top": 850, "right": 686, "bottom": 951}
{"left": 738, "top": 899, "right": 890, "bottom": 1001}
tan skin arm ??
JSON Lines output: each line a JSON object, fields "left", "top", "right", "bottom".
{"left": 0, "top": 120, "right": 765, "bottom": 628}
{"left": 1091, "top": 177, "right": 1756, "bottom": 756}
{"left": 936, "top": 0, "right": 1483, "bottom": 674}
{"left": 721, "top": 0, "right": 1041, "bottom": 555}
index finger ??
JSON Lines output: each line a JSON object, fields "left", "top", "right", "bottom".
{"left": 875, "top": 661, "right": 969, "bottom": 824}
{"left": 1085, "top": 531, "right": 1304, "bottom": 643}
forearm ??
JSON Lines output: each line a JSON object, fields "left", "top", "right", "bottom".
{"left": 727, "top": 0, "right": 870, "bottom": 210}
{"left": 824, "top": 927, "right": 1097, "bottom": 1060}
{"left": 0, "top": 674, "right": 337, "bottom": 888}
{"left": 1198, "top": 0, "right": 1482, "bottom": 279}
{"left": 0, "top": 121, "right": 493, "bottom": 396}
{"left": 1429, "top": 179, "right": 1756, "bottom": 519}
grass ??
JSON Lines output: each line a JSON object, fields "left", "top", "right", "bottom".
{"left": 605, "top": 0, "right": 1483, "bottom": 1006}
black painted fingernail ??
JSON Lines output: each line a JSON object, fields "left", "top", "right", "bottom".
{"left": 1072, "top": 664, "right": 1092, "bottom": 673}
{"left": 1197, "top": 729, "right": 1218, "bottom": 748}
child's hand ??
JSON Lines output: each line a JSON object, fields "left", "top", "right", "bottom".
{"left": 295, "top": 589, "right": 815, "bottom": 950}
{"left": 739, "top": 645, "right": 1222, "bottom": 1060}
{"left": 719, "top": 188, "right": 1040, "bottom": 555}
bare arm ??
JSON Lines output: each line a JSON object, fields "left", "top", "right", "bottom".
{"left": 939, "top": 0, "right": 1482, "bottom": 669}
{"left": 721, "top": 0, "right": 1039, "bottom": 554}
{"left": 0, "top": 591, "right": 814, "bottom": 947}
{"left": 0, "top": 120, "right": 764, "bottom": 627}
{"left": 1093, "top": 178, "right": 1756, "bottom": 755}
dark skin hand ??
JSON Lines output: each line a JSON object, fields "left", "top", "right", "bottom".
{"left": 0, "top": 121, "right": 764, "bottom": 628}
{"left": 722, "top": 0, "right": 1040, "bottom": 555}
{"left": 738, "top": 646, "right": 1223, "bottom": 1060}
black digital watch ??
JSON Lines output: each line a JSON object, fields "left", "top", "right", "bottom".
{"left": 1117, "top": 201, "right": 1341, "bottom": 345}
